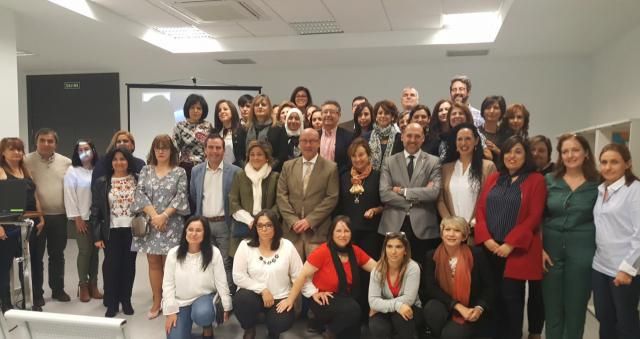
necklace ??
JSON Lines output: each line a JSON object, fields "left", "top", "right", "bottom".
{"left": 258, "top": 254, "right": 279, "bottom": 265}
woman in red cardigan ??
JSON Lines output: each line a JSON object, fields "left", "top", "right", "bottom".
{"left": 474, "top": 135, "right": 546, "bottom": 339}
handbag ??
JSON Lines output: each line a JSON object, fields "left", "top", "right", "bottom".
{"left": 213, "top": 293, "right": 224, "bottom": 326}
{"left": 232, "top": 221, "right": 251, "bottom": 238}
{"left": 131, "top": 214, "right": 149, "bottom": 237}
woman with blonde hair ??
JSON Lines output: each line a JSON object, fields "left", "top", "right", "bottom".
{"left": 423, "top": 216, "right": 493, "bottom": 339}
{"left": 245, "top": 94, "right": 288, "bottom": 172}
{"left": 368, "top": 232, "right": 422, "bottom": 339}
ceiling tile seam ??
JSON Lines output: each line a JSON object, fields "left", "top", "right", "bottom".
{"left": 319, "top": 0, "right": 338, "bottom": 25}
{"left": 380, "top": 0, "right": 394, "bottom": 31}
{"left": 255, "top": 0, "right": 292, "bottom": 33}
{"left": 144, "top": 0, "right": 194, "bottom": 27}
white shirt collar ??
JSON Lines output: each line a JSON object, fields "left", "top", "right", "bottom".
{"left": 207, "top": 160, "right": 224, "bottom": 172}
{"left": 303, "top": 153, "right": 319, "bottom": 165}
{"left": 403, "top": 149, "right": 420, "bottom": 159}
{"left": 599, "top": 175, "right": 626, "bottom": 193}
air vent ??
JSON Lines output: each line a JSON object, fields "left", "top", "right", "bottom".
{"left": 216, "top": 58, "right": 256, "bottom": 64}
{"left": 171, "top": 0, "right": 263, "bottom": 23}
{"left": 17, "top": 50, "right": 36, "bottom": 57}
{"left": 290, "top": 21, "right": 343, "bottom": 35}
{"left": 446, "top": 49, "right": 489, "bottom": 57}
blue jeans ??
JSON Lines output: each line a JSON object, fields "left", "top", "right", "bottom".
{"left": 166, "top": 294, "right": 215, "bottom": 339}
{"left": 592, "top": 269, "right": 640, "bottom": 339}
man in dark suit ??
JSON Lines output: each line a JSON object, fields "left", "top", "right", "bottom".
{"left": 379, "top": 122, "right": 441, "bottom": 261}
{"left": 190, "top": 134, "right": 240, "bottom": 287}
{"left": 319, "top": 100, "right": 353, "bottom": 175}
{"left": 277, "top": 128, "right": 339, "bottom": 259}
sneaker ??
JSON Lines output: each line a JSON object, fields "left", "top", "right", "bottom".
{"left": 52, "top": 290, "right": 71, "bottom": 302}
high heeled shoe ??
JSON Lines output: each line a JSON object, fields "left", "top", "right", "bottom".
{"left": 147, "top": 307, "right": 161, "bottom": 319}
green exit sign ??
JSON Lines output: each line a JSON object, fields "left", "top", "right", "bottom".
{"left": 64, "top": 82, "right": 80, "bottom": 90}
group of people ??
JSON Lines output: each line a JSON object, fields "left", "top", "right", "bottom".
{"left": 0, "top": 74, "right": 638, "bottom": 339}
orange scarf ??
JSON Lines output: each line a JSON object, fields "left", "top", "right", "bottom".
{"left": 433, "top": 244, "right": 474, "bottom": 324}
{"left": 350, "top": 164, "right": 372, "bottom": 186}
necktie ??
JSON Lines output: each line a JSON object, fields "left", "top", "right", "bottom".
{"left": 407, "top": 155, "right": 415, "bottom": 180}
{"left": 303, "top": 161, "right": 312, "bottom": 194}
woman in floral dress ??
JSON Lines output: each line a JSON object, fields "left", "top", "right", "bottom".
{"left": 131, "top": 134, "right": 190, "bottom": 319}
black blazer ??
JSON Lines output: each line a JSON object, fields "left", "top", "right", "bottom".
{"left": 422, "top": 246, "right": 494, "bottom": 312}
{"left": 231, "top": 127, "right": 247, "bottom": 168}
{"left": 336, "top": 169, "right": 382, "bottom": 233}
{"left": 92, "top": 156, "right": 145, "bottom": 186}
{"left": 90, "top": 175, "right": 137, "bottom": 242}
{"left": 320, "top": 127, "right": 354, "bottom": 175}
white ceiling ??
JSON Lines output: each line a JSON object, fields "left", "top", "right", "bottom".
{"left": 3, "top": 0, "right": 640, "bottom": 71}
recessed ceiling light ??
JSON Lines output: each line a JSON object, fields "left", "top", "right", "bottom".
{"left": 441, "top": 11, "right": 500, "bottom": 29}
{"left": 48, "top": 0, "right": 96, "bottom": 20}
{"left": 152, "top": 26, "right": 213, "bottom": 39}
{"left": 433, "top": 11, "right": 502, "bottom": 44}
{"left": 290, "top": 21, "right": 343, "bottom": 35}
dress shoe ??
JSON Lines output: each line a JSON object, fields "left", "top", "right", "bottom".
{"left": 121, "top": 301, "right": 134, "bottom": 315}
{"left": 78, "top": 283, "right": 90, "bottom": 302}
{"left": 147, "top": 307, "right": 161, "bottom": 320}
{"left": 105, "top": 306, "right": 118, "bottom": 318}
{"left": 52, "top": 290, "right": 71, "bottom": 302}
{"left": 31, "top": 305, "right": 43, "bottom": 312}
{"left": 32, "top": 296, "right": 45, "bottom": 307}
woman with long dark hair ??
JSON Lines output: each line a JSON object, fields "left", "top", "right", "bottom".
{"left": 542, "top": 134, "right": 599, "bottom": 339}
{"left": 212, "top": 99, "right": 246, "bottom": 167}
{"left": 479, "top": 96, "right": 506, "bottom": 157}
{"left": 592, "top": 143, "right": 640, "bottom": 339}
{"left": 368, "top": 232, "right": 422, "bottom": 339}
{"left": 278, "top": 216, "right": 377, "bottom": 338}
{"left": 90, "top": 148, "right": 138, "bottom": 317}
{"left": 163, "top": 216, "right": 232, "bottom": 339}
{"left": 497, "top": 104, "right": 530, "bottom": 145}
{"left": 429, "top": 99, "right": 452, "bottom": 141}
{"left": 353, "top": 102, "right": 375, "bottom": 141}
{"left": 64, "top": 139, "right": 102, "bottom": 302}
{"left": 474, "top": 135, "right": 546, "bottom": 339}
{"left": 438, "top": 123, "right": 496, "bottom": 242}
{"left": 232, "top": 210, "right": 308, "bottom": 339}
{"left": 290, "top": 86, "right": 313, "bottom": 113}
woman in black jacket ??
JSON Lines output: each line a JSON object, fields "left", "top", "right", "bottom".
{"left": 90, "top": 148, "right": 138, "bottom": 318}
{"left": 423, "top": 216, "right": 493, "bottom": 339}
{"left": 244, "top": 94, "right": 289, "bottom": 172}
{"left": 212, "top": 99, "right": 247, "bottom": 168}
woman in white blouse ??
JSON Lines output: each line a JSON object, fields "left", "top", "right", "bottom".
{"left": 163, "top": 216, "right": 232, "bottom": 339}
{"left": 438, "top": 123, "right": 496, "bottom": 243}
{"left": 592, "top": 143, "right": 640, "bottom": 339}
{"left": 232, "top": 209, "right": 311, "bottom": 339}
{"left": 64, "top": 139, "right": 102, "bottom": 302}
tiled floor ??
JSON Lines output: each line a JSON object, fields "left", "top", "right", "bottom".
{"left": 4, "top": 240, "right": 600, "bottom": 338}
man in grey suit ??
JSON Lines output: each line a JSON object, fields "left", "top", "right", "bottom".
{"left": 277, "top": 128, "right": 339, "bottom": 259}
{"left": 190, "top": 134, "right": 240, "bottom": 287}
{"left": 379, "top": 123, "right": 441, "bottom": 261}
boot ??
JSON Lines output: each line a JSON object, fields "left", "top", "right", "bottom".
{"left": 78, "top": 282, "right": 90, "bottom": 302}
{"left": 89, "top": 281, "right": 103, "bottom": 299}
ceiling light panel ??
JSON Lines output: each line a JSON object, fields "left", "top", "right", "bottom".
{"left": 198, "top": 23, "right": 253, "bottom": 38}
{"left": 264, "top": 0, "right": 333, "bottom": 22}
{"left": 153, "top": 26, "right": 212, "bottom": 39}
{"left": 290, "top": 21, "right": 343, "bottom": 35}
{"left": 382, "top": 0, "right": 442, "bottom": 30}
{"left": 442, "top": 0, "right": 503, "bottom": 14}
{"left": 90, "top": 0, "right": 185, "bottom": 27}
{"left": 322, "top": 0, "right": 391, "bottom": 33}
{"left": 172, "top": 0, "right": 264, "bottom": 23}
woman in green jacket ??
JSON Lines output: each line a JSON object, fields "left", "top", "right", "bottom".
{"left": 542, "top": 134, "right": 599, "bottom": 339}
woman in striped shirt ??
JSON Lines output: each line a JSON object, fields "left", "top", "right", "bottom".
{"left": 474, "top": 135, "right": 546, "bottom": 339}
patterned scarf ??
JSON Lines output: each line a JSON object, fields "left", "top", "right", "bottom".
{"left": 370, "top": 124, "right": 397, "bottom": 170}
{"left": 350, "top": 164, "right": 372, "bottom": 197}
{"left": 246, "top": 119, "right": 273, "bottom": 149}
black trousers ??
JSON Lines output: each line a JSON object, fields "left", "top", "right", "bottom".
{"left": 592, "top": 269, "right": 640, "bottom": 339}
{"left": 103, "top": 228, "right": 137, "bottom": 308}
{"left": 401, "top": 216, "right": 440, "bottom": 263}
{"left": 484, "top": 247, "right": 542, "bottom": 339}
{"left": 369, "top": 306, "right": 424, "bottom": 339}
{"left": 0, "top": 226, "right": 20, "bottom": 306}
{"left": 232, "top": 289, "right": 295, "bottom": 336}
{"left": 309, "top": 295, "right": 361, "bottom": 339}
{"left": 31, "top": 214, "right": 67, "bottom": 295}
{"left": 423, "top": 299, "right": 476, "bottom": 339}
{"left": 352, "top": 230, "right": 383, "bottom": 322}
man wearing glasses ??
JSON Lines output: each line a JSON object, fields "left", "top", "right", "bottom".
{"left": 318, "top": 100, "right": 353, "bottom": 175}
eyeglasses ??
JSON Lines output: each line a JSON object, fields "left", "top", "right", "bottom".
{"left": 322, "top": 110, "right": 339, "bottom": 115}
{"left": 256, "top": 223, "right": 274, "bottom": 230}
{"left": 385, "top": 231, "right": 406, "bottom": 239}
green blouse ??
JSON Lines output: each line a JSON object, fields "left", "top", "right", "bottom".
{"left": 543, "top": 174, "right": 598, "bottom": 234}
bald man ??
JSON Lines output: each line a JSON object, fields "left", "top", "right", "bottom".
{"left": 379, "top": 123, "right": 442, "bottom": 261}
{"left": 277, "top": 128, "right": 339, "bottom": 259}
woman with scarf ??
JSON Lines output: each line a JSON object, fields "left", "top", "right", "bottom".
{"left": 245, "top": 94, "right": 288, "bottom": 172}
{"left": 229, "top": 140, "right": 280, "bottom": 257}
{"left": 423, "top": 216, "right": 493, "bottom": 339}
{"left": 369, "top": 100, "right": 403, "bottom": 171}
{"left": 284, "top": 108, "right": 303, "bottom": 160}
{"left": 277, "top": 216, "right": 377, "bottom": 339}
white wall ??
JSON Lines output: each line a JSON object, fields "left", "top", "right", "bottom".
{"left": 0, "top": 8, "right": 19, "bottom": 138}
{"left": 18, "top": 54, "right": 591, "bottom": 148}
{"left": 588, "top": 23, "right": 640, "bottom": 127}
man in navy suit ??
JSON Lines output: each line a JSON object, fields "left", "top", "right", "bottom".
{"left": 190, "top": 134, "right": 240, "bottom": 288}
{"left": 319, "top": 100, "right": 353, "bottom": 175}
